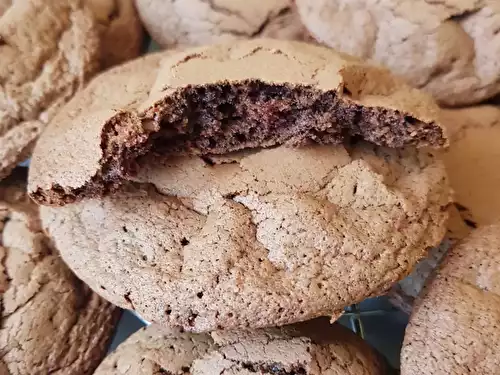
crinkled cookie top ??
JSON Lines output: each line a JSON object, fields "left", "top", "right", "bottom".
{"left": 41, "top": 139, "right": 450, "bottom": 332}
{"left": 440, "top": 105, "right": 500, "bottom": 227}
{"left": 94, "top": 320, "right": 385, "bottom": 375}
{"left": 0, "top": 0, "right": 101, "bottom": 180}
{"left": 135, "top": 0, "right": 310, "bottom": 48}
{"left": 401, "top": 223, "right": 500, "bottom": 375}
{"left": 28, "top": 39, "right": 446, "bottom": 206}
{"left": 296, "top": 0, "right": 500, "bottom": 106}
{"left": 0, "top": 173, "right": 119, "bottom": 375}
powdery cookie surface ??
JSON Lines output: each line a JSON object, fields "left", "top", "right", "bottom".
{"left": 401, "top": 223, "right": 500, "bottom": 375}
{"left": 41, "top": 140, "right": 450, "bottom": 332}
{"left": 135, "top": 0, "right": 310, "bottom": 48}
{"left": 94, "top": 319, "right": 385, "bottom": 375}
{"left": 28, "top": 39, "right": 447, "bottom": 206}
{"left": 296, "top": 0, "right": 500, "bottom": 106}
{"left": 388, "top": 205, "right": 470, "bottom": 314}
{"left": 440, "top": 106, "right": 500, "bottom": 227}
{"left": 0, "top": 172, "right": 120, "bottom": 375}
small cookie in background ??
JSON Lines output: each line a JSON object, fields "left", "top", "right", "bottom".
{"left": 296, "top": 0, "right": 500, "bottom": 107}
{"left": 440, "top": 105, "right": 500, "bottom": 227}
{"left": 0, "top": 169, "right": 120, "bottom": 375}
{"left": 86, "top": 0, "right": 143, "bottom": 68}
{"left": 388, "top": 205, "right": 471, "bottom": 314}
{"left": 401, "top": 223, "right": 500, "bottom": 375}
{"left": 0, "top": 0, "right": 142, "bottom": 181}
{"left": 94, "top": 319, "right": 386, "bottom": 375}
{"left": 134, "top": 0, "right": 311, "bottom": 48}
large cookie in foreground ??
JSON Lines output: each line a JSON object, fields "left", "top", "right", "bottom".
{"left": 94, "top": 319, "right": 386, "bottom": 375}
{"left": 401, "top": 223, "right": 500, "bottom": 375}
{"left": 440, "top": 105, "right": 500, "bottom": 227}
{"left": 0, "top": 171, "right": 120, "bottom": 375}
{"left": 28, "top": 39, "right": 447, "bottom": 206}
{"left": 41, "top": 139, "right": 450, "bottom": 332}
{"left": 296, "top": 0, "right": 500, "bottom": 106}
{"left": 135, "top": 0, "right": 310, "bottom": 48}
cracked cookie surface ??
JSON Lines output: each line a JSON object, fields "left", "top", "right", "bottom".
{"left": 41, "top": 139, "right": 450, "bottom": 332}
{"left": 296, "top": 0, "right": 500, "bottom": 106}
{"left": 134, "top": 0, "right": 310, "bottom": 48}
{"left": 28, "top": 39, "right": 447, "bottom": 206}
{"left": 401, "top": 223, "right": 500, "bottom": 375}
{"left": 0, "top": 171, "right": 120, "bottom": 375}
{"left": 94, "top": 319, "right": 385, "bottom": 375}
{"left": 0, "top": 0, "right": 100, "bottom": 180}
{"left": 388, "top": 205, "right": 470, "bottom": 314}
{"left": 0, "top": 0, "right": 141, "bottom": 182}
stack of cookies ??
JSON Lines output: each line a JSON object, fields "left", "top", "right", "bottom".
{"left": 1, "top": 0, "right": 500, "bottom": 374}
{"left": 24, "top": 37, "right": 453, "bottom": 373}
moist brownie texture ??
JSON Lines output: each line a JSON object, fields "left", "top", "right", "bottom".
{"left": 86, "top": 0, "right": 143, "bottom": 68}
{"left": 135, "top": 0, "right": 311, "bottom": 48}
{"left": 440, "top": 105, "right": 500, "bottom": 227}
{"left": 401, "top": 223, "right": 500, "bottom": 375}
{"left": 296, "top": 0, "right": 500, "bottom": 106}
{"left": 388, "top": 205, "right": 470, "bottom": 314}
{"left": 41, "top": 139, "right": 450, "bottom": 332}
{"left": 28, "top": 39, "right": 447, "bottom": 206}
{"left": 94, "top": 319, "right": 386, "bottom": 375}
{"left": 0, "top": 171, "right": 120, "bottom": 375}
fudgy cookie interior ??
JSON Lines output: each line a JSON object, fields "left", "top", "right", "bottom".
{"left": 150, "top": 81, "right": 444, "bottom": 154}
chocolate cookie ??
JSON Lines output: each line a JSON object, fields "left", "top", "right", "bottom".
{"left": 94, "top": 319, "right": 386, "bottom": 374}
{"left": 440, "top": 106, "right": 500, "bottom": 227}
{"left": 40, "top": 137, "right": 450, "bottom": 332}
{"left": 401, "top": 223, "right": 500, "bottom": 375}
{"left": 135, "top": 0, "right": 310, "bottom": 48}
{"left": 28, "top": 39, "right": 447, "bottom": 206}
{"left": 0, "top": 170, "right": 120, "bottom": 375}
{"left": 388, "top": 205, "right": 470, "bottom": 314}
{"left": 0, "top": 0, "right": 141, "bottom": 181}
{"left": 296, "top": 0, "right": 500, "bottom": 106}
